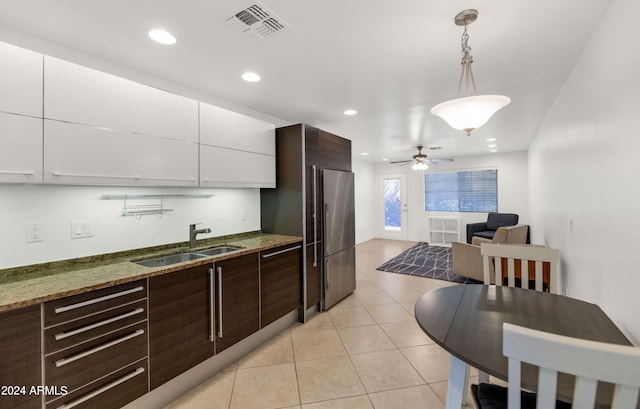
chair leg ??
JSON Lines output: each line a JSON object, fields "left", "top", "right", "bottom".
{"left": 446, "top": 355, "right": 470, "bottom": 409}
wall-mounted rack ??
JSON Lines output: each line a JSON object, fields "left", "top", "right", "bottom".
{"left": 101, "top": 193, "right": 214, "bottom": 219}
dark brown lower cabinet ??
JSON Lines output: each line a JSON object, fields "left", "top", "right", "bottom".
{"left": 149, "top": 264, "right": 215, "bottom": 390}
{"left": 215, "top": 253, "right": 260, "bottom": 353}
{"left": 260, "top": 243, "right": 302, "bottom": 327}
{"left": 43, "top": 280, "right": 148, "bottom": 409}
{"left": 0, "top": 305, "right": 41, "bottom": 409}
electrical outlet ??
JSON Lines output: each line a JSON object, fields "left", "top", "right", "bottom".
{"left": 240, "top": 209, "right": 248, "bottom": 221}
{"left": 25, "top": 223, "right": 43, "bottom": 243}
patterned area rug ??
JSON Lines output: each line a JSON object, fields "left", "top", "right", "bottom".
{"left": 376, "top": 242, "right": 482, "bottom": 284}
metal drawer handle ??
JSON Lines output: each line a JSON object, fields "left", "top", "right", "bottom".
{"left": 52, "top": 171, "right": 195, "bottom": 182}
{"left": 0, "top": 169, "right": 35, "bottom": 175}
{"left": 55, "top": 367, "right": 145, "bottom": 409}
{"left": 54, "top": 286, "right": 144, "bottom": 314}
{"left": 54, "top": 329, "right": 144, "bottom": 367}
{"left": 54, "top": 308, "right": 145, "bottom": 341}
{"left": 261, "top": 245, "right": 301, "bottom": 258}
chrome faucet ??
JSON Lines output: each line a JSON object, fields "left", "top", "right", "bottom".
{"left": 189, "top": 223, "right": 211, "bottom": 248}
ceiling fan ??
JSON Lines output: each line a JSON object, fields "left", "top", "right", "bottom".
{"left": 390, "top": 146, "right": 454, "bottom": 170}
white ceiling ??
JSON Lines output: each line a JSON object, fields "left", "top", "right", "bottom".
{"left": 0, "top": 0, "right": 612, "bottom": 163}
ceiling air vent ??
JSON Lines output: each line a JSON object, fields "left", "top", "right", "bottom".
{"left": 227, "top": 2, "right": 290, "bottom": 39}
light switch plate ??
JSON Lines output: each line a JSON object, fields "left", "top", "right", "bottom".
{"left": 71, "top": 220, "right": 93, "bottom": 239}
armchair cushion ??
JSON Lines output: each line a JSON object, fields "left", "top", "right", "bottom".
{"left": 453, "top": 225, "right": 529, "bottom": 284}
{"left": 466, "top": 212, "right": 519, "bottom": 243}
{"left": 485, "top": 212, "right": 519, "bottom": 231}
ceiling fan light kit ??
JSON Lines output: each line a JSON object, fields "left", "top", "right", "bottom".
{"left": 391, "top": 145, "right": 454, "bottom": 171}
{"left": 430, "top": 9, "right": 510, "bottom": 135}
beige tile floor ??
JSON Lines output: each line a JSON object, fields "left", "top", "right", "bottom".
{"left": 165, "top": 239, "right": 479, "bottom": 409}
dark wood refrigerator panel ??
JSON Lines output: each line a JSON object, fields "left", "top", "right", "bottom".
{"left": 260, "top": 124, "right": 304, "bottom": 237}
{"left": 305, "top": 242, "right": 321, "bottom": 307}
{"left": 304, "top": 125, "right": 320, "bottom": 241}
{"left": 261, "top": 123, "right": 352, "bottom": 318}
{"left": 319, "top": 129, "right": 352, "bottom": 172}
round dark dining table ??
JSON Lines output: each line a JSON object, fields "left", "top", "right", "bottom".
{"left": 414, "top": 284, "right": 632, "bottom": 409}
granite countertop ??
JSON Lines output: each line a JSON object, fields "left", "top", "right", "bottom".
{"left": 0, "top": 231, "right": 302, "bottom": 312}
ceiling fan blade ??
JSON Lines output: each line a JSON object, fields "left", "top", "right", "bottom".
{"left": 430, "top": 158, "right": 454, "bottom": 163}
{"left": 389, "top": 159, "right": 413, "bottom": 164}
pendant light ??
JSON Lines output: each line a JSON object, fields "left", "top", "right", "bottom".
{"left": 431, "top": 9, "right": 510, "bottom": 135}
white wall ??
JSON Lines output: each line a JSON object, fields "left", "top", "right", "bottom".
{"left": 528, "top": 0, "right": 640, "bottom": 343}
{"left": 375, "top": 151, "right": 529, "bottom": 243}
{"left": 0, "top": 185, "right": 261, "bottom": 269}
{"left": 352, "top": 158, "right": 376, "bottom": 244}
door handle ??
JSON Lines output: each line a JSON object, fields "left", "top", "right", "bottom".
{"left": 217, "top": 266, "right": 223, "bottom": 338}
{"left": 312, "top": 165, "right": 318, "bottom": 267}
{"left": 209, "top": 267, "right": 215, "bottom": 342}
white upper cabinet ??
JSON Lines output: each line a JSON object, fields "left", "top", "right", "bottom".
{"left": 44, "top": 120, "right": 198, "bottom": 186}
{"left": 199, "top": 103, "right": 275, "bottom": 155}
{"left": 0, "top": 42, "right": 43, "bottom": 117}
{"left": 0, "top": 113, "right": 43, "bottom": 183}
{"left": 0, "top": 42, "right": 43, "bottom": 183}
{"left": 200, "top": 145, "right": 275, "bottom": 188}
{"left": 199, "top": 102, "right": 275, "bottom": 187}
{"left": 44, "top": 57, "right": 198, "bottom": 143}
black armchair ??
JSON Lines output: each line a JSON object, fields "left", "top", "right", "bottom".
{"left": 466, "top": 212, "right": 520, "bottom": 243}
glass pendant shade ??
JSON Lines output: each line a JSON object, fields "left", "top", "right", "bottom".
{"left": 430, "top": 94, "right": 510, "bottom": 135}
{"left": 431, "top": 9, "right": 510, "bottom": 135}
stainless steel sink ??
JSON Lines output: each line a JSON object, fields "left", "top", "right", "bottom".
{"left": 135, "top": 252, "right": 207, "bottom": 267}
{"left": 196, "top": 246, "right": 243, "bottom": 256}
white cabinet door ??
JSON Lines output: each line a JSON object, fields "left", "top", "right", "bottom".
{"left": 44, "top": 120, "right": 198, "bottom": 186}
{"left": 0, "top": 112, "right": 43, "bottom": 183}
{"left": 199, "top": 103, "right": 275, "bottom": 155}
{"left": 200, "top": 145, "right": 275, "bottom": 188}
{"left": 0, "top": 42, "right": 43, "bottom": 117}
{"left": 44, "top": 57, "right": 198, "bottom": 143}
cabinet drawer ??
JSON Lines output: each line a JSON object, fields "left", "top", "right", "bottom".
{"left": 260, "top": 243, "right": 302, "bottom": 327}
{"left": 44, "top": 299, "right": 147, "bottom": 353}
{"left": 44, "top": 280, "right": 147, "bottom": 327}
{"left": 45, "top": 322, "right": 147, "bottom": 393}
{"left": 46, "top": 360, "right": 148, "bottom": 409}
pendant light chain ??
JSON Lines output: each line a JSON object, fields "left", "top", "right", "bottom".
{"left": 457, "top": 22, "right": 477, "bottom": 98}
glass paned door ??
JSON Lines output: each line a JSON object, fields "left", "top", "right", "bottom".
{"left": 378, "top": 173, "right": 408, "bottom": 240}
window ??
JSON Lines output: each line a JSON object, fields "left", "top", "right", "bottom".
{"left": 424, "top": 169, "right": 498, "bottom": 212}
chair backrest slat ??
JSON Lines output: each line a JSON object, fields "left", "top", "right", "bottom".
{"left": 503, "top": 323, "right": 640, "bottom": 409}
{"left": 481, "top": 243, "right": 560, "bottom": 293}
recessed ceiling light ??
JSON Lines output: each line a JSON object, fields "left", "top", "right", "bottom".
{"left": 382, "top": 158, "right": 389, "bottom": 162}
{"left": 241, "top": 72, "right": 261, "bottom": 82}
{"left": 361, "top": 152, "right": 369, "bottom": 156}
{"left": 486, "top": 138, "right": 496, "bottom": 142}
{"left": 490, "top": 149, "right": 498, "bottom": 153}
{"left": 488, "top": 144, "right": 497, "bottom": 148}
{"left": 344, "top": 109, "right": 358, "bottom": 116}
{"left": 148, "top": 29, "right": 176, "bottom": 45}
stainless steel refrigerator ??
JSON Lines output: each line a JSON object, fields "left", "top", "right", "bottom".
{"left": 322, "top": 169, "right": 356, "bottom": 310}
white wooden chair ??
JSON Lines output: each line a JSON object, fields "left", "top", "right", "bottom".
{"left": 480, "top": 243, "right": 560, "bottom": 294}
{"left": 500, "top": 322, "right": 640, "bottom": 409}
{"left": 475, "top": 243, "right": 561, "bottom": 385}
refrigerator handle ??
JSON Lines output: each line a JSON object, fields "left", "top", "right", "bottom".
{"left": 312, "top": 165, "right": 318, "bottom": 267}
{"left": 324, "top": 202, "right": 330, "bottom": 253}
